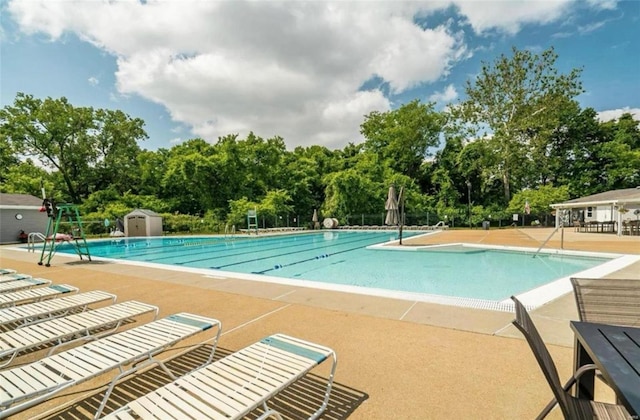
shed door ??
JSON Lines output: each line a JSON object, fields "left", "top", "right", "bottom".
{"left": 127, "top": 216, "right": 146, "bottom": 237}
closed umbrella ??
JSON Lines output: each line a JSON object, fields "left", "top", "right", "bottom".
{"left": 385, "top": 186, "right": 399, "bottom": 226}
{"left": 312, "top": 209, "right": 319, "bottom": 229}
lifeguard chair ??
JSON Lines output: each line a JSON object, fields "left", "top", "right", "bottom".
{"left": 38, "top": 199, "right": 91, "bottom": 267}
{"left": 247, "top": 208, "right": 258, "bottom": 235}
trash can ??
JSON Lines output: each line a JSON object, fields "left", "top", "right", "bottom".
{"left": 482, "top": 221, "right": 490, "bottom": 230}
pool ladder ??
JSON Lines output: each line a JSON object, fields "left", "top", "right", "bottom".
{"left": 27, "top": 232, "right": 47, "bottom": 252}
{"left": 224, "top": 224, "right": 236, "bottom": 240}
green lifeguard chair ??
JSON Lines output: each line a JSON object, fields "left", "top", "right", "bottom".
{"left": 38, "top": 199, "right": 91, "bottom": 267}
{"left": 247, "top": 208, "right": 258, "bottom": 235}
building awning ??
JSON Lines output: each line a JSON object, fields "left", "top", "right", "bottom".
{"left": 550, "top": 187, "right": 640, "bottom": 209}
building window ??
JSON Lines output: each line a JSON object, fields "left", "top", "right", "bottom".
{"left": 587, "top": 207, "right": 593, "bottom": 217}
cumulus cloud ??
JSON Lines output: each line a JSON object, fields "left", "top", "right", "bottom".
{"left": 454, "top": 0, "right": 574, "bottom": 35}
{"left": 88, "top": 76, "right": 99, "bottom": 86}
{"left": 5, "top": 0, "right": 623, "bottom": 149}
{"left": 8, "top": 0, "right": 473, "bottom": 148}
{"left": 429, "top": 84, "right": 458, "bottom": 104}
{"left": 597, "top": 107, "right": 640, "bottom": 122}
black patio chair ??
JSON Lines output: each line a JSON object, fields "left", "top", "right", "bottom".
{"left": 511, "top": 296, "right": 632, "bottom": 419}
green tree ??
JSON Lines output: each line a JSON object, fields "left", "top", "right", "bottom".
{"left": 227, "top": 197, "right": 259, "bottom": 228}
{"left": 286, "top": 145, "right": 339, "bottom": 222}
{"left": 361, "top": 100, "right": 445, "bottom": 179}
{"left": 258, "top": 190, "right": 294, "bottom": 227}
{"left": 237, "top": 133, "right": 289, "bottom": 199}
{"left": 429, "top": 137, "right": 464, "bottom": 211}
{"left": 0, "top": 161, "right": 54, "bottom": 197}
{"left": 599, "top": 113, "right": 640, "bottom": 190}
{"left": 137, "top": 148, "right": 170, "bottom": 196}
{"left": 456, "top": 47, "right": 583, "bottom": 202}
{"left": 0, "top": 136, "right": 19, "bottom": 184}
{"left": 544, "top": 106, "right": 608, "bottom": 198}
{"left": 160, "top": 139, "right": 218, "bottom": 214}
{"left": 90, "top": 109, "right": 146, "bottom": 194}
{"left": 0, "top": 93, "right": 146, "bottom": 202}
{"left": 322, "top": 169, "right": 379, "bottom": 221}
{"left": 507, "top": 185, "right": 569, "bottom": 225}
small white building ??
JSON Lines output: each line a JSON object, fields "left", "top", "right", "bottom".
{"left": 124, "top": 209, "right": 163, "bottom": 237}
{"left": 0, "top": 193, "right": 48, "bottom": 244}
{"left": 550, "top": 187, "right": 640, "bottom": 236}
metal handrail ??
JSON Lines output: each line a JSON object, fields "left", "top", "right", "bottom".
{"left": 27, "top": 232, "right": 46, "bottom": 252}
{"left": 533, "top": 225, "right": 562, "bottom": 258}
{"left": 224, "top": 224, "right": 236, "bottom": 239}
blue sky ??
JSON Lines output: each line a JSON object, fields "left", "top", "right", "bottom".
{"left": 1, "top": 0, "right": 639, "bottom": 151}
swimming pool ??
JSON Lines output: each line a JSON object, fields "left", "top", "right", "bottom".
{"left": 49, "top": 231, "right": 625, "bottom": 310}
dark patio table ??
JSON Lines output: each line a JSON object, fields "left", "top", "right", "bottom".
{"left": 571, "top": 321, "right": 640, "bottom": 416}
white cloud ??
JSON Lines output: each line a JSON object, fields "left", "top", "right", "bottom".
{"left": 578, "top": 20, "right": 607, "bottom": 34}
{"left": 8, "top": 0, "right": 472, "bottom": 148}
{"left": 6, "top": 0, "right": 624, "bottom": 149}
{"left": 453, "top": 0, "right": 619, "bottom": 35}
{"left": 597, "top": 107, "right": 640, "bottom": 122}
{"left": 585, "top": 0, "right": 618, "bottom": 10}
{"left": 454, "top": 0, "right": 575, "bottom": 35}
{"left": 429, "top": 84, "right": 458, "bottom": 104}
{"left": 88, "top": 76, "right": 99, "bottom": 86}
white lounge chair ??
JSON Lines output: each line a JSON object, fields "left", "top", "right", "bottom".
{"left": 0, "top": 300, "right": 157, "bottom": 367}
{"left": 0, "top": 290, "right": 116, "bottom": 329}
{"left": 0, "top": 273, "right": 31, "bottom": 283}
{"left": 0, "top": 278, "right": 51, "bottom": 293}
{"left": 0, "top": 312, "right": 222, "bottom": 419}
{"left": 101, "top": 333, "right": 337, "bottom": 420}
{"left": 0, "top": 269, "right": 16, "bottom": 276}
{"left": 0, "top": 284, "right": 78, "bottom": 308}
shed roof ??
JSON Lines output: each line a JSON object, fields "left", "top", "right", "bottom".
{"left": 126, "top": 209, "right": 161, "bottom": 217}
{"left": 551, "top": 187, "right": 640, "bottom": 208}
{"left": 0, "top": 193, "right": 43, "bottom": 207}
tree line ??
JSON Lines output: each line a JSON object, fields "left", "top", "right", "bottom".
{"left": 1, "top": 47, "right": 639, "bottom": 233}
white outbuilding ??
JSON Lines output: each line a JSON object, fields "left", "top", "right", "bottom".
{"left": 0, "top": 193, "right": 48, "bottom": 244}
{"left": 124, "top": 209, "right": 163, "bottom": 237}
{"left": 550, "top": 187, "right": 640, "bottom": 236}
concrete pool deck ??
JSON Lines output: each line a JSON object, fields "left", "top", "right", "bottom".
{"left": 0, "top": 227, "right": 638, "bottom": 419}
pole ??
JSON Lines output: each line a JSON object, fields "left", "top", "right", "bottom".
{"left": 467, "top": 182, "right": 471, "bottom": 228}
{"left": 398, "top": 187, "right": 404, "bottom": 245}
{"left": 560, "top": 210, "right": 565, "bottom": 249}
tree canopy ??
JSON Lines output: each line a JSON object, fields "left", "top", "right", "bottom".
{"left": 455, "top": 47, "right": 584, "bottom": 202}
{"left": 2, "top": 47, "right": 638, "bottom": 232}
{"left": 0, "top": 93, "right": 146, "bottom": 203}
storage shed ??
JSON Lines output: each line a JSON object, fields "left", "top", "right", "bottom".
{"left": 124, "top": 209, "right": 163, "bottom": 237}
{"left": 0, "top": 193, "right": 48, "bottom": 244}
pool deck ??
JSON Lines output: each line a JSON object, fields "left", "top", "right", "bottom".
{"left": 1, "top": 227, "right": 638, "bottom": 419}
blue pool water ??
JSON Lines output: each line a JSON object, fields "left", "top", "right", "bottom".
{"left": 52, "top": 231, "right": 611, "bottom": 301}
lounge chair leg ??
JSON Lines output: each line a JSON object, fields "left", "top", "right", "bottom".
{"left": 308, "top": 351, "right": 338, "bottom": 420}
{"left": 257, "top": 403, "right": 283, "bottom": 420}
{"left": 0, "top": 352, "right": 18, "bottom": 368}
{"left": 93, "top": 357, "right": 177, "bottom": 420}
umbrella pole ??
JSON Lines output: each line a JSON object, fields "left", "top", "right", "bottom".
{"left": 398, "top": 187, "right": 404, "bottom": 245}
